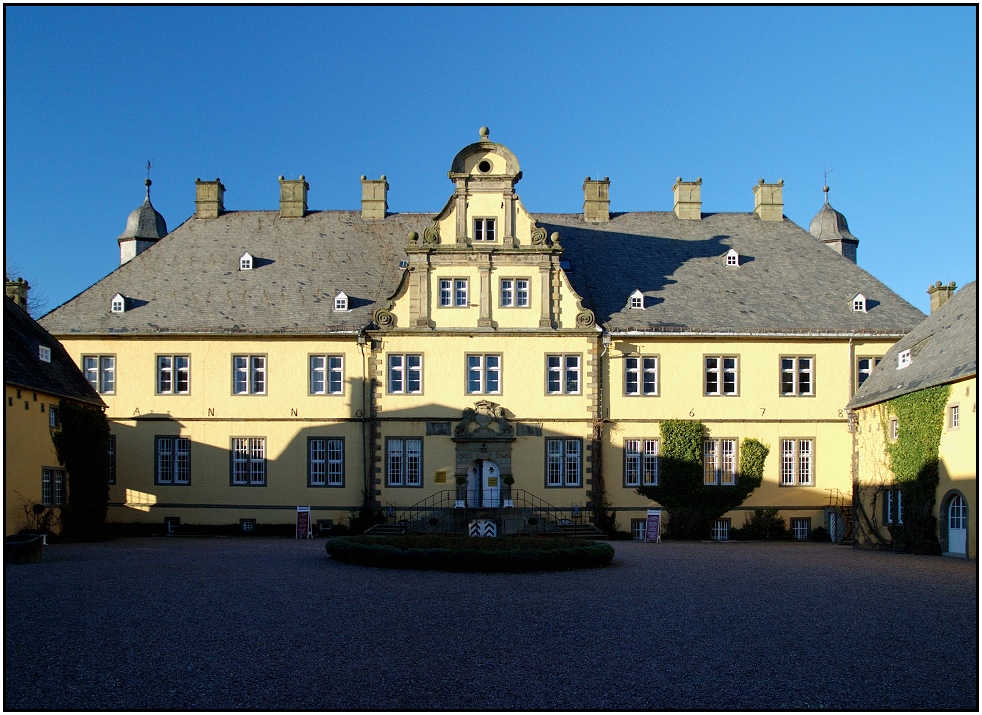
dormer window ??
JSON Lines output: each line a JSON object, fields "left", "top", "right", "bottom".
{"left": 38, "top": 345, "right": 51, "bottom": 363}
{"left": 334, "top": 292, "right": 349, "bottom": 312}
{"left": 629, "top": 290, "right": 645, "bottom": 310}
{"left": 111, "top": 293, "right": 125, "bottom": 313}
{"left": 240, "top": 252, "right": 253, "bottom": 271}
{"left": 398, "top": 260, "right": 409, "bottom": 269}
{"left": 474, "top": 218, "right": 496, "bottom": 241}
{"left": 852, "top": 293, "right": 867, "bottom": 312}
{"left": 725, "top": 249, "right": 739, "bottom": 267}
{"left": 897, "top": 349, "right": 911, "bottom": 369}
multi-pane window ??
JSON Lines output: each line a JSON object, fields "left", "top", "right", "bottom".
{"left": 41, "top": 468, "right": 66, "bottom": 506}
{"left": 546, "top": 355, "right": 580, "bottom": 394}
{"left": 387, "top": 438, "right": 422, "bottom": 487}
{"left": 231, "top": 438, "right": 266, "bottom": 485}
{"left": 474, "top": 217, "right": 496, "bottom": 241}
{"left": 83, "top": 355, "right": 116, "bottom": 394}
{"left": 108, "top": 435, "right": 116, "bottom": 485}
{"left": 631, "top": 518, "right": 647, "bottom": 540}
{"left": 705, "top": 356, "right": 738, "bottom": 395}
{"left": 949, "top": 405, "right": 960, "bottom": 429}
{"left": 781, "top": 439, "right": 814, "bottom": 486}
{"left": 309, "top": 355, "right": 344, "bottom": 395}
{"left": 889, "top": 418, "right": 899, "bottom": 441}
{"left": 156, "top": 436, "right": 191, "bottom": 485}
{"left": 439, "top": 279, "right": 468, "bottom": 307}
{"left": 624, "top": 439, "right": 659, "bottom": 487}
{"left": 625, "top": 356, "right": 658, "bottom": 396}
{"left": 884, "top": 487, "right": 903, "bottom": 525}
{"left": 500, "top": 279, "right": 529, "bottom": 307}
{"left": 49, "top": 405, "right": 60, "bottom": 429}
{"left": 712, "top": 518, "right": 730, "bottom": 541}
{"left": 388, "top": 354, "right": 423, "bottom": 394}
{"left": 780, "top": 357, "right": 813, "bottom": 396}
{"left": 791, "top": 518, "right": 811, "bottom": 541}
{"left": 856, "top": 356, "right": 882, "bottom": 389}
{"left": 467, "top": 355, "right": 501, "bottom": 394}
{"left": 546, "top": 439, "right": 582, "bottom": 487}
{"left": 897, "top": 349, "right": 911, "bottom": 369}
{"left": 703, "top": 439, "right": 737, "bottom": 486}
{"left": 233, "top": 356, "right": 266, "bottom": 395}
{"left": 309, "top": 438, "right": 344, "bottom": 487}
{"left": 157, "top": 356, "right": 190, "bottom": 394}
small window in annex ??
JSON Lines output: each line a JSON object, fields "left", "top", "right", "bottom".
{"left": 948, "top": 404, "right": 960, "bottom": 430}
{"left": 41, "top": 468, "right": 66, "bottom": 506}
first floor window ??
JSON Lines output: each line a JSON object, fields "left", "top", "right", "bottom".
{"left": 624, "top": 439, "right": 659, "bottom": 487}
{"left": 884, "top": 487, "right": 903, "bottom": 525}
{"left": 233, "top": 355, "right": 266, "bottom": 394}
{"left": 546, "top": 438, "right": 581, "bottom": 487}
{"left": 474, "top": 217, "right": 496, "bottom": 241}
{"left": 388, "top": 354, "right": 423, "bottom": 394}
{"left": 625, "top": 356, "right": 658, "bottom": 396}
{"left": 857, "top": 356, "right": 881, "bottom": 389}
{"left": 467, "top": 354, "right": 501, "bottom": 394}
{"left": 631, "top": 518, "right": 647, "bottom": 540}
{"left": 156, "top": 436, "right": 191, "bottom": 484}
{"left": 949, "top": 404, "right": 960, "bottom": 429}
{"left": 310, "top": 355, "right": 344, "bottom": 395}
{"left": 41, "top": 468, "right": 66, "bottom": 506}
{"left": 547, "top": 355, "right": 580, "bottom": 394}
{"left": 500, "top": 278, "right": 529, "bottom": 307}
{"left": 791, "top": 517, "right": 811, "bottom": 540}
{"left": 157, "top": 355, "right": 190, "bottom": 394}
{"left": 705, "top": 356, "right": 738, "bottom": 395}
{"left": 232, "top": 438, "right": 266, "bottom": 485}
{"left": 889, "top": 418, "right": 898, "bottom": 440}
{"left": 439, "top": 279, "right": 468, "bottom": 307}
{"left": 49, "top": 405, "right": 60, "bottom": 429}
{"left": 108, "top": 435, "right": 116, "bottom": 484}
{"left": 712, "top": 518, "right": 730, "bottom": 541}
{"left": 309, "top": 438, "right": 344, "bottom": 487}
{"left": 781, "top": 439, "right": 814, "bottom": 486}
{"left": 83, "top": 355, "right": 115, "bottom": 394}
{"left": 780, "top": 356, "right": 813, "bottom": 396}
{"left": 703, "top": 439, "right": 737, "bottom": 485}
{"left": 387, "top": 438, "right": 422, "bottom": 487}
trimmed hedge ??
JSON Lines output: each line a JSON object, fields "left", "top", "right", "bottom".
{"left": 325, "top": 535, "right": 615, "bottom": 572}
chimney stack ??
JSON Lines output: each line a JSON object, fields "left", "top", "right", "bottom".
{"left": 5, "top": 277, "right": 29, "bottom": 310}
{"left": 927, "top": 281, "right": 957, "bottom": 313}
{"left": 195, "top": 179, "right": 225, "bottom": 219}
{"left": 753, "top": 178, "right": 784, "bottom": 221}
{"left": 279, "top": 175, "right": 309, "bottom": 218}
{"left": 673, "top": 177, "right": 702, "bottom": 220}
{"left": 582, "top": 177, "right": 610, "bottom": 222}
{"left": 361, "top": 176, "right": 388, "bottom": 220}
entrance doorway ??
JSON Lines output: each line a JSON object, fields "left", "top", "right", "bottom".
{"left": 947, "top": 494, "right": 968, "bottom": 556}
{"left": 466, "top": 459, "right": 501, "bottom": 508}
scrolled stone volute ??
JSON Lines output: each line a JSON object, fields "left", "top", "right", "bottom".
{"left": 373, "top": 307, "right": 395, "bottom": 328}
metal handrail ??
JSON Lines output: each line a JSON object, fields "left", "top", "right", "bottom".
{"left": 391, "top": 488, "right": 582, "bottom": 534}
{"left": 826, "top": 488, "right": 852, "bottom": 509}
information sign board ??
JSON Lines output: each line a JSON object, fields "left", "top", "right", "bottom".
{"left": 645, "top": 509, "right": 662, "bottom": 543}
{"left": 296, "top": 506, "right": 311, "bottom": 539}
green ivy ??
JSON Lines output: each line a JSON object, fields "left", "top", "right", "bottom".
{"left": 51, "top": 400, "right": 111, "bottom": 541}
{"left": 882, "top": 384, "right": 949, "bottom": 554}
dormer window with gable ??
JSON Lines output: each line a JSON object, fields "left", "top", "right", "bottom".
{"left": 852, "top": 293, "right": 867, "bottom": 312}
{"left": 897, "top": 349, "right": 912, "bottom": 369}
{"left": 334, "top": 292, "right": 349, "bottom": 312}
{"left": 240, "top": 252, "right": 254, "bottom": 271}
{"left": 629, "top": 290, "right": 645, "bottom": 309}
{"left": 474, "top": 218, "right": 496, "bottom": 241}
{"left": 111, "top": 293, "right": 125, "bottom": 313}
{"left": 726, "top": 249, "right": 739, "bottom": 267}
{"left": 38, "top": 345, "right": 51, "bottom": 363}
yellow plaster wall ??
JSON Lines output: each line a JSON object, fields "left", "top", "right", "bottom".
{"left": 938, "top": 377, "right": 977, "bottom": 558}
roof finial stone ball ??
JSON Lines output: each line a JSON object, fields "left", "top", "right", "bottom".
{"left": 381, "top": 175, "right": 386, "bottom": 181}
{"left": 279, "top": 175, "right": 285, "bottom": 181}
{"left": 479, "top": 126, "right": 489, "bottom": 139}
{"left": 145, "top": 178, "right": 152, "bottom": 187}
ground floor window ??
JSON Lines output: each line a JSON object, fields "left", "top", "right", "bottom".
{"left": 712, "top": 518, "right": 730, "bottom": 541}
{"left": 790, "top": 517, "right": 811, "bottom": 540}
{"left": 883, "top": 487, "right": 903, "bottom": 525}
{"left": 387, "top": 438, "right": 422, "bottom": 487}
{"left": 231, "top": 438, "right": 266, "bottom": 485}
{"left": 631, "top": 518, "right": 647, "bottom": 540}
{"left": 546, "top": 438, "right": 582, "bottom": 487}
{"left": 41, "top": 468, "right": 66, "bottom": 506}
{"left": 703, "top": 439, "right": 736, "bottom": 485}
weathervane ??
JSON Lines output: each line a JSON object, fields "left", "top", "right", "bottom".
{"left": 823, "top": 166, "right": 832, "bottom": 204}
{"left": 145, "top": 159, "right": 153, "bottom": 199}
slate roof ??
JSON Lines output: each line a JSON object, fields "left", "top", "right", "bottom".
{"left": 847, "top": 281, "right": 977, "bottom": 410}
{"left": 5, "top": 297, "right": 105, "bottom": 406}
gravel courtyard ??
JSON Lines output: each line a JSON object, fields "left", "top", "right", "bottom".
{"left": 4, "top": 537, "right": 977, "bottom": 711}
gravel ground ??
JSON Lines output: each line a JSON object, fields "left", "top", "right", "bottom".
{"left": 4, "top": 537, "right": 977, "bottom": 711}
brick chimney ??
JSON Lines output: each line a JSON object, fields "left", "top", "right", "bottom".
{"left": 753, "top": 178, "right": 784, "bottom": 221}
{"left": 5, "top": 277, "right": 29, "bottom": 310}
{"left": 582, "top": 177, "right": 610, "bottom": 222}
{"left": 361, "top": 176, "right": 388, "bottom": 219}
{"left": 673, "top": 177, "right": 702, "bottom": 220}
{"left": 279, "top": 175, "right": 309, "bottom": 218}
{"left": 927, "top": 281, "right": 957, "bottom": 313}
{"left": 195, "top": 179, "right": 225, "bottom": 219}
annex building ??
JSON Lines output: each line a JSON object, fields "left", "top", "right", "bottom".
{"left": 34, "top": 127, "right": 928, "bottom": 540}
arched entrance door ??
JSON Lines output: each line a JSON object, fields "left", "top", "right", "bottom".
{"left": 466, "top": 459, "right": 501, "bottom": 508}
{"left": 947, "top": 494, "right": 968, "bottom": 556}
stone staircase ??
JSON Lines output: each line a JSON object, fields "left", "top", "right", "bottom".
{"left": 362, "top": 523, "right": 408, "bottom": 536}
{"left": 556, "top": 523, "right": 607, "bottom": 540}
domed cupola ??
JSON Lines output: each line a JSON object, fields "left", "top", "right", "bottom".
{"left": 809, "top": 185, "right": 858, "bottom": 263}
{"left": 118, "top": 179, "right": 168, "bottom": 265}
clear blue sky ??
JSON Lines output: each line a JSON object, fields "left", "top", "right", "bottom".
{"left": 5, "top": 6, "right": 977, "bottom": 316}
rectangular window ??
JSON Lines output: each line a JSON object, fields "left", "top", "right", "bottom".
{"left": 439, "top": 279, "right": 452, "bottom": 307}
{"left": 156, "top": 437, "right": 191, "bottom": 485}
{"left": 780, "top": 439, "right": 814, "bottom": 486}
{"left": 624, "top": 439, "right": 659, "bottom": 487}
{"left": 466, "top": 354, "right": 501, "bottom": 394}
{"left": 49, "top": 405, "right": 60, "bottom": 429}
{"left": 388, "top": 354, "right": 423, "bottom": 394}
{"left": 780, "top": 356, "right": 813, "bottom": 396}
{"left": 309, "top": 437, "right": 344, "bottom": 487}
{"left": 712, "top": 518, "right": 730, "bottom": 541}
{"left": 233, "top": 355, "right": 266, "bottom": 395}
{"left": 856, "top": 356, "right": 882, "bottom": 389}
{"left": 546, "top": 355, "right": 580, "bottom": 394}
{"left": 231, "top": 438, "right": 266, "bottom": 485}
{"left": 157, "top": 356, "right": 191, "bottom": 394}
{"left": 309, "top": 355, "right": 344, "bottom": 395}
{"left": 438, "top": 279, "right": 468, "bottom": 307}
{"left": 474, "top": 217, "right": 496, "bottom": 241}
{"left": 631, "top": 518, "right": 647, "bottom": 540}
{"left": 624, "top": 356, "right": 658, "bottom": 396}
{"left": 108, "top": 435, "right": 116, "bottom": 485}
{"left": 705, "top": 356, "right": 738, "bottom": 396}
{"left": 949, "top": 404, "right": 960, "bottom": 429}
{"left": 703, "top": 439, "right": 737, "bottom": 485}
{"left": 500, "top": 279, "right": 529, "bottom": 307}
{"left": 83, "top": 355, "right": 115, "bottom": 394}
{"left": 884, "top": 488, "right": 904, "bottom": 525}
{"left": 791, "top": 518, "right": 811, "bottom": 541}
{"left": 41, "top": 468, "right": 66, "bottom": 506}
{"left": 889, "top": 418, "right": 898, "bottom": 441}
{"left": 387, "top": 438, "right": 423, "bottom": 487}
{"left": 546, "top": 438, "right": 581, "bottom": 487}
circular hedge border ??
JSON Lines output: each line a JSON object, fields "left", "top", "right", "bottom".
{"left": 325, "top": 535, "right": 614, "bottom": 572}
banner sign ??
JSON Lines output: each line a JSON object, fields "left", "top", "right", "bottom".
{"left": 645, "top": 509, "right": 662, "bottom": 543}
{"left": 296, "top": 506, "right": 311, "bottom": 539}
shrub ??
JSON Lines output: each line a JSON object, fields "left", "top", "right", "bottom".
{"left": 737, "top": 508, "right": 788, "bottom": 540}
{"left": 809, "top": 525, "right": 830, "bottom": 542}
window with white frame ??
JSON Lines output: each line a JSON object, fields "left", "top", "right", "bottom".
{"left": 232, "top": 355, "right": 266, "bottom": 395}
{"left": 157, "top": 356, "right": 190, "bottom": 394}
{"left": 897, "top": 349, "right": 911, "bottom": 369}
{"left": 334, "top": 292, "right": 348, "bottom": 311}
{"left": 38, "top": 345, "right": 51, "bottom": 363}
{"left": 474, "top": 217, "right": 496, "bottom": 241}
{"left": 387, "top": 438, "right": 422, "bottom": 487}
{"left": 852, "top": 294, "right": 867, "bottom": 312}
{"left": 703, "top": 439, "right": 737, "bottom": 485}
{"left": 780, "top": 439, "right": 814, "bottom": 486}
{"left": 883, "top": 487, "right": 903, "bottom": 525}
{"left": 546, "top": 438, "right": 582, "bottom": 487}
{"left": 309, "top": 437, "right": 344, "bottom": 487}
{"left": 949, "top": 404, "right": 960, "bottom": 429}
{"left": 466, "top": 354, "right": 501, "bottom": 394}
{"left": 41, "top": 468, "right": 66, "bottom": 506}
{"left": 856, "top": 356, "right": 882, "bottom": 389}
{"left": 791, "top": 517, "right": 811, "bottom": 540}
{"left": 780, "top": 356, "right": 813, "bottom": 396}
{"left": 625, "top": 356, "right": 658, "bottom": 396}
{"left": 439, "top": 278, "right": 468, "bottom": 307}
{"left": 111, "top": 294, "right": 125, "bottom": 313}
{"left": 629, "top": 290, "right": 645, "bottom": 309}
{"left": 231, "top": 438, "right": 266, "bottom": 485}
{"left": 108, "top": 435, "right": 116, "bottom": 485}
{"left": 83, "top": 355, "right": 116, "bottom": 394}
{"left": 309, "top": 355, "right": 344, "bottom": 395}
{"left": 239, "top": 252, "right": 253, "bottom": 271}
{"left": 546, "top": 355, "right": 580, "bottom": 394}
{"left": 631, "top": 518, "right": 647, "bottom": 540}
{"left": 500, "top": 279, "right": 529, "bottom": 307}
{"left": 726, "top": 249, "right": 739, "bottom": 267}
{"left": 388, "top": 354, "right": 422, "bottom": 394}
{"left": 49, "top": 405, "right": 60, "bottom": 429}
{"left": 624, "top": 439, "right": 659, "bottom": 487}
{"left": 712, "top": 518, "right": 730, "bottom": 541}
{"left": 156, "top": 436, "right": 191, "bottom": 485}
{"left": 889, "top": 418, "right": 898, "bottom": 441}
{"left": 705, "top": 356, "right": 738, "bottom": 396}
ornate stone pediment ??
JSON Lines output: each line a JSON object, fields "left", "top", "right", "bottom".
{"left": 453, "top": 400, "right": 514, "bottom": 440}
